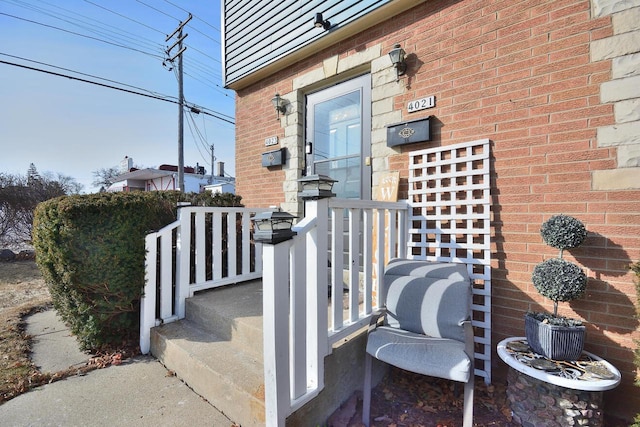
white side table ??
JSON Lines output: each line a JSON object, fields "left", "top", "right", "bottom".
{"left": 497, "top": 337, "right": 621, "bottom": 427}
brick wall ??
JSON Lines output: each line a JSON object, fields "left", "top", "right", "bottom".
{"left": 234, "top": 0, "right": 639, "bottom": 419}
{"left": 235, "top": 85, "right": 287, "bottom": 207}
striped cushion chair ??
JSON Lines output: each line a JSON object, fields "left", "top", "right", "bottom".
{"left": 362, "top": 258, "right": 474, "bottom": 427}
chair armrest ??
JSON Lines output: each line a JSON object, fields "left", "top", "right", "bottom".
{"left": 368, "top": 308, "right": 387, "bottom": 333}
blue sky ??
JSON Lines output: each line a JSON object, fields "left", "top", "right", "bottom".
{"left": 0, "top": 0, "right": 235, "bottom": 192}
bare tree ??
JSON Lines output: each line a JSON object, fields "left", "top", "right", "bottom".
{"left": 0, "top": 164, "right": 81, "bottom": 248}
{"left": 92, "top": 166, "right": 121, "bottom": 191}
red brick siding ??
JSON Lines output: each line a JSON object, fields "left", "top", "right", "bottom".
{"left": 234, "top": 0, "right": 638, "bottom": 418}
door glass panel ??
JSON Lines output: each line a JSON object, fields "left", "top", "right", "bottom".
{"left": 315, "top": 157, "right": 361, "bottom": 199}
{"left": 313, "top": 91, "right": 361, "bottom": 199}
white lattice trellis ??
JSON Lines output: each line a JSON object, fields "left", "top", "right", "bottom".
{"left": 408, "top": 138, "right": 492, "bottom": 383}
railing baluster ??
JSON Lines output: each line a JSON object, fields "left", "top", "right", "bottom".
{"left": 387, "top": 209, "right": 396, "bottom": 263}
{"left": 363, "top": 208, "right": 373, "bottom": 315}
{"left": 195, "top": 211, "right": 206, "bottom": 284}
{"left": 331, "top": 207, "right": 343, "bottom": 331}
{"left": 374, "top": 207, "right": 385, "bottom": 309}
{"left": 227, "top": 212, "right": 237, "bottom": 277}
{"left": 348, "top": 208, "right": 360, "bottom": 322}
{"left": 397, "top": 209, "right": 407, "bottom": 259}
{"left": 241, "top": 212, "right": 251, "bottom": 274}
{"left": 160, "top": 227, "right": 173, "bottom": 320}
{"left": 212, "top": 211, "right": 223, "bottom": 280}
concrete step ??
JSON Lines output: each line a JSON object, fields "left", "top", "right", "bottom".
{"left": 150, "top": 319, "right": 265, "bottom": 427}
{"left": 185, "top": 279, "right": 264, "bottom": 360}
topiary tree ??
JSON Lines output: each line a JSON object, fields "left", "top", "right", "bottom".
{"left": 532, "top": 214, "right": 588, "bottom": 320}
{"left": 540, "top": 214, "right": 587, "bottom": 256}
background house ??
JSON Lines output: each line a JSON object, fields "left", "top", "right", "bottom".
{"left": 107, "top": 156, "right": 235, "bottom": 194}
{"left": 224, "top": 0, "right": 640, "bottom": 420}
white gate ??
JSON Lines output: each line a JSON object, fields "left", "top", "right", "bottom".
{"left": 408, "top": 138, "right": 492, "bottom": 383}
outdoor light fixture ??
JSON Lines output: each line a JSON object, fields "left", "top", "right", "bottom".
{"left": 271, "top": 93, "right": 286, "bottom": 120}
{"left": 388, "top": 44, "right": 407, "bottom": 81}
{"left": 298, "top": 174, "right": 337, "bottom": 200}
{"left": 252, "top": 209, "right": 296, "bottom": 244}
{"left": 313, "top": 12, "right": 330, "bottom": 30}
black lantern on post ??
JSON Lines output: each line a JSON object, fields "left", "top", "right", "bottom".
{"left": 298, "top": 174, "right": 337, "bottom": 200}
{"left": 252, "top": 210, "right": 296, "bottom": 244}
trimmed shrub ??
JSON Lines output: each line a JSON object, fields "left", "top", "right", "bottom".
{"left": 32, "top": 191, "right": 180, "bottom": 350}
{"left": 540, "top": 214, "right": 587, "bottom": 252}
{"left": 532, "top": 258, "right": 587, "bottom": 304}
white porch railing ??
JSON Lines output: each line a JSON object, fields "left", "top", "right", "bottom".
{"left": 140, "top": 206, "right": 274, "bottom": 354}
{"left": 262, "top": 197, "right": 409, "bottom": 425}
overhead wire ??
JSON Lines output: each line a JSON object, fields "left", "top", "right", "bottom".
{"left": 82, "top": 0, "right": 166, "bottom": 36}
{"left": 135, "top": 0, "right": 179, "bottom": 23}
{"left": 171, "top": 65, "right": 224, "bottom": 164}
{"left": 2, "top": 0, "right": 234, "bottom": 124}
{"left": 0, "top": 11, "right": 165, "bottom": 60}
{"left": 0, "top": 52, "right": 175, "bottom": 100}
{"left": 164, "top": 0, "right": 220, "bottom": 37}
{"left": 3, "top": 0, "right": 165, "bottom": 55}
{"left": 185, "top": 109, "right": 213, "bottom": 166}
{"left": 0, "top": 59, "right": 235, "bottom": 124}
{"left": 3, "top": 0, "right": 224, "bottom": 83}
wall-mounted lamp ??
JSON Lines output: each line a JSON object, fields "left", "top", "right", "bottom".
{"left": 388, "top": 44, "right": 407, "bottom": 81}
{"left": 313, "top": 12, "right": 330, "bottom": 30}
{"left": 271, "top": 93, "right": 286, "bottom": 120}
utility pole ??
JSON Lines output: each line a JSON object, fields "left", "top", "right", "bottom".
{"left": 165, "top": 13, "right": 192, "bottom": 191}
{"left": 210, "top": 144, "right": 215, "bottom": 183}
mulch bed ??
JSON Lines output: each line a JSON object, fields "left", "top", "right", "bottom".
{"left": 328, "top": 366, "right": 629, "bottom": 426}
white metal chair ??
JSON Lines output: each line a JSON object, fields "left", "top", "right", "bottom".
{"left": 362, "top": 258, "right": 474, "bottom": 427}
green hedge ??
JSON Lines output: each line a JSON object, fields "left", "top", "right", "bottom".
{"left": 33, "top": 190, "right": 245, "bottom": 351}
{"left": 33, "top": 191, "right": 181, "bottom": 350}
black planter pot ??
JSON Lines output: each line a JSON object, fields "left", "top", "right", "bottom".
{"left": 524, "top": 314, "right": 586, "bottom": 361}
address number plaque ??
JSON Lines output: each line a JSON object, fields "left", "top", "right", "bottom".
{"left": 407, "top": 96, "right": 435, "bottom": 113}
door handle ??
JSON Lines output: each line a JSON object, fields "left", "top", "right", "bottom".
{"left": 365, "top": 156, "right": 371, "bottom": 166}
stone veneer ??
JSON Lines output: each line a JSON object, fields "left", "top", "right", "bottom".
{"left": 591, "top": 1, "right": 640, "bottom": 189}
{"left": 507, "top": 368, "right": 604, "bottom": 427}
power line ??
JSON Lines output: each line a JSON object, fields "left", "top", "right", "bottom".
{"left": 163, "top": 0, "right": 221, "bottom": 34}
{"left": 186, "top": 109, "right": 212, "bottom": 166}
{"left": 0, "top": 12, "right": 164, "bottom": 60}
{"left": 82, "top": 0, "right": 166, "bottom": 36}
{"left": 1, "top": 1, "right": 232, "bottom": 122}
{"left": 0, "top": 52, "right": 174, "bottom": 100}
{"left": 3, "top": 0, "right": 165, "bottom": 55}
{"left": 0, "top": 59, "right": 235, "bottom": 124}
{"left": 135, "top": 0, "right": 179, "bottom": 22}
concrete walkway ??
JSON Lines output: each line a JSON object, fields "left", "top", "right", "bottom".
{"left": 0, "top": 310, "right": 235, "bottom": 427}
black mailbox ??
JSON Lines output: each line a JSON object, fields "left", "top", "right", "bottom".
{"left": 386, "top": 116, "right": 431, "bottom": 147}
{"left": 262, "top": 148, "right": 285, "bottom": 167}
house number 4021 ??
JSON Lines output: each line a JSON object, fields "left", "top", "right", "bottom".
{"left": 407, "top": 96, "right": 435, "bottom": 113}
